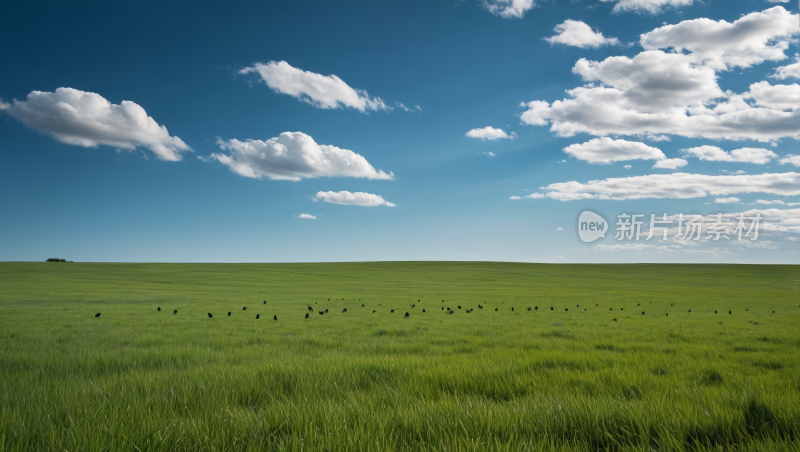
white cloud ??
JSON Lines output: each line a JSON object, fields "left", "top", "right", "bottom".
{"left": 466, "top": 126, "right": 514, "bottom": 140}
{"left": 510, "top": 193, "right": 545, "bottom": 200}
{"left": 296, "top": 214, "right": 317, "bottom": 219}
{"left": 747, "top": 81, "right": 800, "bottom": 111}
{"left": 521, "top": 8, "right": 800, "bottom": 142}
{"left": 682, "top": 146, "right": 777, "bottom": 164}
{"left": 483, "top": 0, "right": 535, "bottom": 18}
{"left": 314, "top": 191, "right": 395, "bottom": 207}
{"left": 647, "top": 134, "right": 671, "bottom": 142}
{"left": 554, "top": 255, "right": 565, "bottom": 260}
{"left": 481, "top": 151, "right": 497, "bottom": 157}
{"left": 652, "top": 158, "right": 688, "bottom": 169}
{"left": 0, "top": 87, "right": 190, "bottom": 161}
{"left": 624, "top": 165, "right": 632, "bottom": 169}
{"left": 771, "top": 54, "right": 800, "bottom": 80}
{"left": 600, "top": 0, "right": 693, "bottom": 14}
{"left": 756, "top": 199, "right": 786, "bottom": 205}
{"left": 563, "top": 137, "right": 665, "bottom": 163}
{"left": 239, "top": 61, "right": 389, "bottom": 112}
{"left": 594, "top": 243, "right": 719, "bottom": 256}
{"left": 780, "top": 155, "right": 800, "bottom": 167}
{"left": 786, "top": 237, "right": 798, "bottom": 242}
{"left": 557, "top": 227, "right": 564, "bottom": 231}
{"left": 715, "top": 197, "right": 741, "bottom": 204}
{"left": 720, "top": 170, "right": 747, "bottom": 175}
{"left": 209, "top": 132, "right": 393, "bottom": 181}
{"left": 640, "top": 7, "right": 800, "bottom": 71}
{"left": 544, "top": 20, "right": 620, "bottom": 48}
{"left": 539, "top": 172, "right": 800, "bottom": 201}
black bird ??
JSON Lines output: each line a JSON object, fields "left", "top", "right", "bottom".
{"left": 373, "top": 310, "right": 376, "bottom": 313}
{"left": 94, "top": 313, "right": 101, "bottom": 318}
{"left": 423, "top": 309, "right": 426, "bottom": 312}
{"left": 576, "top": 304, "right": 580, "bottom": 307}
{"left": 174, "top": 310, "right": 177, "bottom": 314}
{"left": 157, "top": 307, "right": 161, "bottom": 311}
{"left": 613, "top": 318, "right": 617, "bottom": 322}
{"left": 328, "top": 299, "right": 330, "bottom": 301}
{"left": 325, "top": 309, "right": 328, "bottom": 313}
{"left": 670, "top": 303, "right": 674, "bottom": 307}
{"left": 418, "top": 299, "right": 420, "bottom": 302}
{"left": 208, "top": 313, "right": 213, "bottom": 319}
{"left": 441, "top": 307, "right": 444, "bottom": 310}
{"left": 448, "top": 310, "right": 454, "bottom": 315}
{"left": 610, "top": 308, "right": 613, "bottom": 311}
{"left": 263, "top": 301, "right": 266, "bottom": 304}
{"left": 688, "top": 310, "right": 691, "bottom": 313}
{"left": 319, "top": 311, "right": 324, "bottom": 315}
{"left": 228, "top": 312, "right": 231, "bottom": 316}
{"left": 527, "top": 307, "right": 531, "bottom": 311}
{"left": 666, "top": 313, "right": 669, "bottom": 316}
{"left": 729, "top": 311, "right": 731, "bottom": 314}
{"left": 391, "top": 309, "right": 395, "bottom": 313}
{"left": 642, "top": 311, "right": 645, "bottom": 315}
{"left": 404, "top": 312, "right": 409, "bottom": 318}
{"left": 596, "top": 304, "right": 598, "bottom": 307}
{"left": 512, "top": 307, "right": 514, "bottom": 311}
{"left": 342, "top": 308, "right": 348, "bottom": 313}
{"left": 458, "top": 306, "right": 461, "bottom": 309}
{"left": 412, "top": 304, "right": 416, "bottom": 308}
{"left": 308, "top": 306, "right": 313, "bottom": 311}
{"left": 621, "top": 308, "right": 623, "bottom": 311}
{"left": 305, "top": 313, "right": 309, "bottom": 319}
{"left": 495, "top": 308, "right": 498, "bottom": 311}
{"left": 746, "top": 309, "right": 749, "bottom": 311}
{"left": 256, "top": 314, "right": 260, "bottom": 319}
{"left": 772, "top": 311, "right": 775, "bottom": 313}
{"left": 243, "top": 307, "right": 246, "bottom": 311}
{"left": 637, "top": 304, "right": 640, "bottom": 306}
{"left": 550, "top": 307, "right": 553, "bottom": 311}
{"left": 535, "top": 306, "right": 538, "bottom": 310}
{"left": 273, "top": 315, "right": 277, "bottom": 321}
{"left": 442, "top": 300, "right": 444, "bottom": 302}
{"left": 565, "top": 308, "right": 568, "bottom": 311}
{"left": 362, "top": 304, "right": 365, "bottom": 307}
{"left": 715, "top": 310, "right": 717, "bottom": 313}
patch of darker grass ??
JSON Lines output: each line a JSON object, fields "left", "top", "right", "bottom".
{"left": 540, "top": 330, "right": 572, "bottom": 339}
{"left": 700, "top": 369, "right": 724, "bottom": 386}
{"left": 651, "top": 367, "right": 669, "bottom": 376}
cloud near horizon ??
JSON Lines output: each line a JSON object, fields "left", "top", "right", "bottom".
{"left": 208, "top": 132, "right": 394, "bottom": 181}
{"left": 538, "top": 172, "right": 800, "bottom": 201}
{"left": 0, "top": 87, "right": 190, "bottom": 161}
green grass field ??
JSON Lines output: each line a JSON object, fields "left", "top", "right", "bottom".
{"left": 0, "top": 262, "right": 798, "bottom": 451}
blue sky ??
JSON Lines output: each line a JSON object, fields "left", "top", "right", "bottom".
{"left": 2, "top": 0, "right": 800, "bottom": 263}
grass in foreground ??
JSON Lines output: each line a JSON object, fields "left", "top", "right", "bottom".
{"left": 0, "top": 262, "right": 798, "bottom": 451}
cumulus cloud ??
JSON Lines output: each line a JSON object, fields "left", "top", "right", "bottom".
{"left": 539, "top": 172, "right": 800, "bottom": 201}
{"left": 510, "top": 193, "right": 545, "bottom": 200}
{"left": 780, "top": 155, "right": 800, "bottom": 167}
{"left": 239, "top": 61, "right": 389, "bottom": 112}
{"left": 466, "top": 126, "right": 515, "bottom": 140}
{"left": 544, "top": 20, "right": 620, "bottom": 48}
{"left": 520, "top": 8, "right": 800, "bottom": 142}
{"left": 314, "top": 191, "right": 395, "bottom": 207}
{"left": 747, "top": 81, "right": 800, "bottom": 111}
{"left": 652, "top": 158, "right": 688, "bottom": 169}
{"left": 483, "top": 0, "right": 535, "bottom": 18}
{"left": 600, "top": 0, "right": 694, "bottom": 15}
{"left": 209, "top": 132, "right": 393, "bottom": 181}
{"left": 756, "top": 199, "right": 786, "bottom": 205}
{"left": 624, "top": 165, "right": 632, "bottom": 169}
{"left": 296, "top": 213, "right": 317, "bottom": 219}
{"left": 682, "top": 146, "right": 777, "bottom": 164}
{"left": 771, "top": 54, "right": 800, "bottom": 80}
{"left": 0, "top": 87, "right": 190, "bottom": 161}
{"left": 715, "top": 197, "right": 741, "bottom": 204}
{"left": 640, "top": 7, "right": 800, "bottom": 70}
{"left": 563, "top": 138, "right": 665, "bottom": 163}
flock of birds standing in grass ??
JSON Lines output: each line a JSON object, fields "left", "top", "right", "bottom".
{"left": 92, "top": 298, "right": 786, "bottom": 321}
